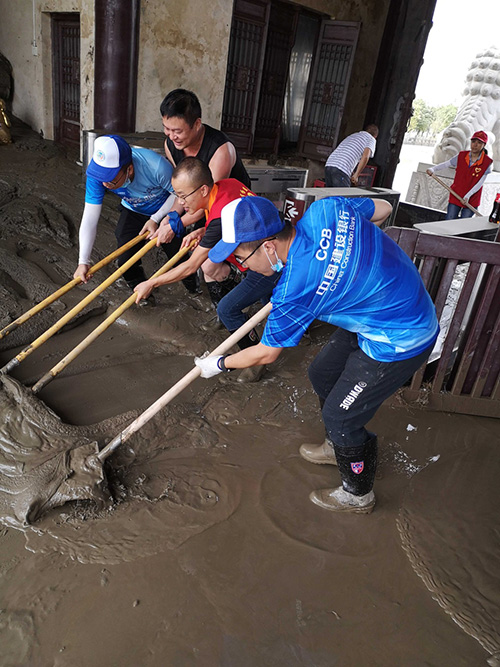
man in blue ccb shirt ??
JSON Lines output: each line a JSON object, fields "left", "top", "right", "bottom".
{"left": 74, "top": 135, "right": 198, "bottom": 300}
{"left": 194, "top": 196, "right": 439, "bottom": 514}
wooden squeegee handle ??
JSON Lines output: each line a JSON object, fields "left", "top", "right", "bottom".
{"left": 0, "top": 233, "right": 149, "bottom": 341}
{"left": 429, "top": 173, "right": 481, "bottom": 216}
{"left": 96, "top": 301, "right": 273, "bottom": 463}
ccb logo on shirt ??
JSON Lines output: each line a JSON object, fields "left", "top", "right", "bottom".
{"left": 315, "top": 228, "right": 332, "bottom": 261}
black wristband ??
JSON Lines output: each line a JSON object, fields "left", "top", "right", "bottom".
{"left": 217, "top": 355, "right": 233, "bottom": 372}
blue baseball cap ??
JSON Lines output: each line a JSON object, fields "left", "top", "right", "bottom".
{"left": 86, "top": 135, "right": 132, "bottom": 182}
{"left": 209, "top": 196, "right": 284, "bottom": 263}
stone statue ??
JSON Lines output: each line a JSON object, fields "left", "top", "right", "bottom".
{"left": 433, "top": 47, "right": 500, "bottom": 171}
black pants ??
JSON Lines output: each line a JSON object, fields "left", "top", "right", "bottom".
{"left": 324, "top": 166, "right": 351, "bottom": 188}
{"left": 114, "top": 208, "right": 196, "bottom": 291}
{"left": 308, "top": 328, "right": 434, "bottom": 449}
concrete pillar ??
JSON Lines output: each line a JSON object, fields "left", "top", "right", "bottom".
{"left": 364, "top": 0, "right": 437, "bottom": 188}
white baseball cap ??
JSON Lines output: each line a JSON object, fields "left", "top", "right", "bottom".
{"left": 86, "top": 135, "right": 132, "bottom": 182}
{"left": 209, "top": 196, "right": 284, "bottom": 263}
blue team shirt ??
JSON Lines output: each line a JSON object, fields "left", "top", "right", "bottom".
{"left": 85, "top": 147, "right": 174, "bottom": 215}
{"left": 262, "top": 197, "right": 439, "bottom": 362}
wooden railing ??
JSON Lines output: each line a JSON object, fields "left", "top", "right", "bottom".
{"left": 386, "top": 227, "right": 500, "bottom": 418}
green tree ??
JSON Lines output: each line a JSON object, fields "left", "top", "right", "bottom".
{"left": 431, "top": 104, "right": 457, "bottom": 134}
{"left": 408, "top": 99, "right": 436, "bottom": 135}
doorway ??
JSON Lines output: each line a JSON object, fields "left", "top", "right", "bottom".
{"left": 51, "top": 13, "right": 80, "bottom": 147}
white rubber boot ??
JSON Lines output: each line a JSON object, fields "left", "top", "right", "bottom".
{"left": 309, "top": 486, "right": 375, "bottom": 514}
{"left": 299, "top": 438, "right": 337, "bottom": 465}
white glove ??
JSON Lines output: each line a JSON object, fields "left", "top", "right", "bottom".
{"left": 194, "top": 354, "right": 224, "bottom": 378}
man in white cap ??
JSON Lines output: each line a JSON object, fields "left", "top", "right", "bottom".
{"left": 194, "top": 196, "right": 439, "bottom": 514}
{"left": 74, "top": 134, "right": 198, "bottom": 300}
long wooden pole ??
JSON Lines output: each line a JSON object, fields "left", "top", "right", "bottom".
{"left": 94, "top": 302, "right": 273, "bottom": 464}
{"left": 430, "top": 172, "right": 481, "bottom": 216}
{"left": 31, "top": 242, "right": 196, "bottom": 393}
{"left": 1, "top": 238, "right": 157, "bottom": 374}
{"left": 0, "top": 233, "right": 148, "bottom": 341}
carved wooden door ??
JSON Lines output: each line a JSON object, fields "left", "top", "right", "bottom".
{"left": 221, "top": 0, "right": 271, "bottom": 155}
{"left": 52, "top": 13, "right": 80, "bottom": 147}
{"left": 298, "top": 21, "right": 360, "bottom": 161}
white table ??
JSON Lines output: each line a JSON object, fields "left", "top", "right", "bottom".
{"left": 414, "top": 216, "right": 499, "bottom": 240}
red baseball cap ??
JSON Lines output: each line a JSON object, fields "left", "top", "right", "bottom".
{"left": 471, "top": 130, "right": 488, "bottom": 144}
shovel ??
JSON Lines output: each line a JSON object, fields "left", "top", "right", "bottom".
{"left": 4, "top": 302, "right": 272, "bottom": 525}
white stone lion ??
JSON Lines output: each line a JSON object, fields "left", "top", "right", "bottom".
{"left": 433, "top": 46, "right": 500, "bottom": 171}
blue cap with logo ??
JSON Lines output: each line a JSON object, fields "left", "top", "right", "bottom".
{"left": 86, "top": 135, "right": 132, "bottom": 182}
{"left": 209, "top": 196, "right": 284, "bottom": 263}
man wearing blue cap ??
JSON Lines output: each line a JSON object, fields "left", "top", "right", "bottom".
{"left": 133, "top": 157, "right": 281, "bottom": 382}
{"left": 74, "top": 134, "right": 198, "bottom": 300}
{"left": 194, "top": 196, "right": 439, "bottom": 514}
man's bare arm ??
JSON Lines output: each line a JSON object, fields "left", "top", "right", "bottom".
{"left": 208, "top": 142, "right": 237, "bottom": 181}
{"left": 370, "top": 199, "right": 392, "bottom": 227}
{"left": 351, "top": 148, "right": 372, "bottom": 185}
{"left": 134, "top": 245, "right": 210, "bottom": 303}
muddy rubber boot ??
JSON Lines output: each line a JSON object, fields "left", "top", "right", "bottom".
{"left": 234, "top": 329, "right": 265, "bottom": 383}
{"left": 310, "top": 487, "right": 375, "bottom": 514}
{"left": 138, "top": 294, "right": 156, "bottom": 307}
{"left": 237, "top": 365, "right": 265, "bottom": 383}
{"left": 309, "top": 436, "right": 377, "bottom": 514}
{"left": 200, "top": 315, "right": 224, "bottom": 332}
{"left": 299, "top": 396, "right": 337, "bottom": 464}
{"left": 206, "top": 266, "right": 241, "bottom": 308}
{"left": 182, "top": 271, "right": 201, "bottom": 295}
{"left": 299, "top": 438, "right": 337, "bottom": 466}
{"left": 126, "top": 279, "right": 156, "bottom": 307}
{"left": 204, "top": 282, "right": 226, "bottom": 330}
{"left": 204, "top": 269, "right": 241, "bottom": 331}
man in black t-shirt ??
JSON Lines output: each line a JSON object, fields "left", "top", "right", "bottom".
{"left": 147, "top": 89, "right": 250, "bottom": 247}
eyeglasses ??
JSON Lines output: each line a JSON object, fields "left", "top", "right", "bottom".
{"left": 174, "top": 185, "right": 202, "bottom": 202}
{"left": 233, "top": 237, "right": 276, "bottom": 265}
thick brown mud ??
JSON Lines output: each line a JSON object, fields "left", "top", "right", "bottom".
{"left": 0, "top": 121, "right": 499, "bottom": 665}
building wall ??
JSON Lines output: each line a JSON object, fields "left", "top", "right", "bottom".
{"left": 0, "top": 0, "right": 94, "bottom": 140}
{"left": 0, "top": 0, "right": 389, "bottom": 144}
{"left": 136, "top": 0, "right": 234, "bottom": 130}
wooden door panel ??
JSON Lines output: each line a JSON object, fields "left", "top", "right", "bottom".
{"left": 298, "top": 21, "right": 360, "bottom": 161}
{"left": 52, "top": 14, "right": 80, "bottom": 147}
{"left": 221, "top": 0, "right": 271, "bottom": 155}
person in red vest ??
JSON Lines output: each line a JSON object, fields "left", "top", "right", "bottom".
{"left": 427, "top": 130, "right": 492, "bottom": 219}
{"left": 134, "top": 157, "right": 282, "bottom": 382}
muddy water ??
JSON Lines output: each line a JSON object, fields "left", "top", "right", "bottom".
{"left": 0, "top": 122, "right": 498, "bottom": 665}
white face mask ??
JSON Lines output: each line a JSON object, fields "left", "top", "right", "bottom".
{"left": 264, "top": 247, "right": 283, "bottom": 272}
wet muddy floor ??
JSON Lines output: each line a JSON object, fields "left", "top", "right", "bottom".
{"left": 0, "top": 121, "right": 499, "bottom": 666}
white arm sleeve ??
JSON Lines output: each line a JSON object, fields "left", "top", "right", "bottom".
{"left": 78, "top": 202, "right": 102, "bottom": 265}
{"left": 150, "top": 193, "right": 176, "bottom": 224}
{"left": 428, "top": 155, "right": 458, "bottom": 173}
{"left": 465, "top": 164, "right": 492, "bottom": 200}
